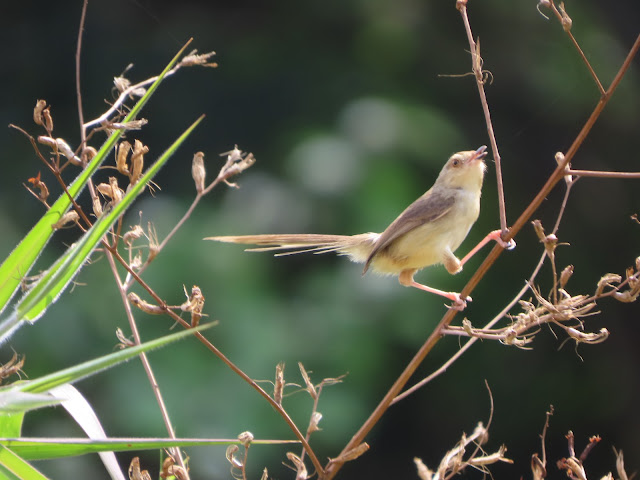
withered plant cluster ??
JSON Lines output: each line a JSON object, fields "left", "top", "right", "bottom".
{"left": 2, "top": 0, "right": 639, "bottom": 479}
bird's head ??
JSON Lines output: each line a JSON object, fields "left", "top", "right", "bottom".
{"left": 435, "top": 145, "right": 488, "bottom": 191}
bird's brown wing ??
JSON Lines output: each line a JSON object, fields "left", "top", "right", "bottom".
{"left": 363, "top": 189, "right": 455, "bottom": 273}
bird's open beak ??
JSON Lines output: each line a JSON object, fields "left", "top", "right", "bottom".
{"left": 472, "top": 145, "right": 488, "bottom": 161}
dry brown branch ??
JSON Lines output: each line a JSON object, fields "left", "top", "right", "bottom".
{"left": 323, "top": 14, "right": 640, "bottom": 480}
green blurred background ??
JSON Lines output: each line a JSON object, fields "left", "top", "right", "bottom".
{"left": 1, "top": 1, "right": 638, "bottom": 478}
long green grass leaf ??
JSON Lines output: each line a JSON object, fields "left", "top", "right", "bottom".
{"left": 1, "top": 437, "right": 299, "bottom": 461}
{"left": 0, "top": 323, "right": 213, "bottom": 406}
{"left": 0, "top": 445, "right": 50, "bottom": 480}
{"left": 0, "top": 115, "right": 203, "bottom": 341}
{"left": 0, "top": 42, "right": 191, "bottom": 316}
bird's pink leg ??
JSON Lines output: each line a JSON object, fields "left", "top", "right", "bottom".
{"left": 398, "top": 270, "right": 470, "bottom": 311}
{"left": 460, "top": 229, "right": 515, "bottom": 268}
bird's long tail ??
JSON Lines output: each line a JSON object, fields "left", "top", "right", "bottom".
{"left": 205, "top": 233, "right": 379, "bottom": 263}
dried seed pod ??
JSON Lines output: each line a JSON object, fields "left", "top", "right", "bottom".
{"left": 146, "top": 222, "right": 160, "bottom": 262}
{"left": 128, "top": 457, "right": 152, "bottom": 480}
{"left": 115, "top": 328, "right": 136, "bottom": 348}
{"left": 129, "top": 139, "right": 148, "bottom": 185}
{"left": 113, "top": 75, "right": 131, "bottom": 93}
{"left": 414, "top": 457, "right": 432, "bottom": 480}
{"left": 180, "top": 50, "right": 217, "bottom": 67}
{"left": 192, "top": 151, "right": 206, "bottom": 193}
{"left": 274, "top": 362, "right": 285, "bottom": 406}
{"left": 110, "top": 177, "right": 124, "bottom": 204}
{"left": 160, "top": 455, "right": 188, "bottom": 480}
{"left": 226, "top": 445, "right": 243, "bottom": 469}
{"left": 596, "top": 273, "right": 622, "bottom": 297}
{"left": 27, "top": 172, "right": 49, "bottom": 202}
{"left": 123, "top": 225, "right": 144, "bottom": 247}
{"left": 330, "top": 443, "right": 370, "bottom": 463}
{"left": 42, "top": 107, "right": 54, "bottom": 132}
{"left": 51, "top": 211, "right": 79, "bottom": 230}
{"left": 55, "top": 138, "right": 82, "bottom": 165}
{"left": 566, "top": 327, "right": 609, "bottom": 344}
{"left": 308, "top": 411, "right": 322, "bottom": 434}
{"left": 33, "top": 99, "right": 47, "bottom": 126}
{"left": 37, "top": 136, "right": 56, "bottom": 148}
{"left": 285, "top": 452, "right": 307, "bottom": 480}
{"left": 555, "top": 151, "right": 572, "bottom": 184}
{"left": 130, "top": 252, "right": 143, "bottom": 271}
{"left": 180, "top": 285, "right": 205, "bottom": 327}
{"left": 0, "top": 352, "right": 25, "bottom": 383}
{"left": 543, "top": 233, "right": 558, "bottom": 256}
{"left": 116, "top": 141, "right": 131, "bottom": 175}
{"left": 558, "top": 2, "right": 572, "bottom": 32}
{"left": 97, "top": 177, "right": 124, "bottom": 206}
{"left": 220, "top": 145, "right": 244, "bottom": 163}
{"left": 238, "top": 431, "right": 254, "bottom": 447}
{"left": 83, "top": 146, "right": 98, "bottom": 163}
{"left": 128, "top": 292, "right": 164, "bottom": 314}
{"left": 298, "top": 362, "right": 317, "bottom": 399}
{"left": 110, "top": 119, "right": 148, "bottom": 131}
{"left": 559, "top": 265, "right": 574, "bottom": 289}
{"left": 531, "top": 220, "right": 546, "bottom": 242}
{"left": 92, "top": 196, "right": 103, "bottom": 217}
{"left": 160, "top": 456, "right": 175, "bottom": 479}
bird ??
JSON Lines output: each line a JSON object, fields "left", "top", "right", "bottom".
{"left": 206, "top": 145, "right": 514, "bottom": 310}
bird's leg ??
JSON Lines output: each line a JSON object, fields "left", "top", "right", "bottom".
{"left": 460, "top": 229, "right": 515, "bottom": 268}
{"left": 398, "top": 269, "right": 470, "bottom": 311}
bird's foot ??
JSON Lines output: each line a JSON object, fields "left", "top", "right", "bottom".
{"left": 446, "top": 293, "right": 472, "bottom": 311}
{"left": 501, "top": 238, "right": 516, "bottom": 250}
{"left": 400, "top": 272, "right": 472, "bottom": 310}
{"left": 487, "top": 229, "right": 516, "bottom": 250}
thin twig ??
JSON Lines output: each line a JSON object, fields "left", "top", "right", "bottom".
{"left": 566, "top": 169, "right": 640, "bottom": 179}
{"left": 75, "top": 0, "right": 87, "bottom": 146}
{"left": 392, "top": 241, "right": 546, "bottom": 404}
{"left": 105, "top": 250, "right": 189, "bottom": 475}
{"left": 10, "top": 124, "right": 93, "bottom": 231}
{"left": 124, "top": 153, "right": 244, "bottom": 290}
{"left": 83, "top": 58, "right": 189, "bottom": 131}
{"left": 506, "top": 33, "right": 639, "bottom": 242}
{"left": 108, "top": 244, "right": 324, "bottom": 475}
{"left": 547, "top": 0, "right": 606, "bottom": 95}
{"left": 299, "top": 382, "right": 323, "bottom": 465}
{"left": 107, "top": 147, "right": 327, "bottom": 470}
{"left": 75, "top": 0, "right": 99, "bottom": 207}
{"left": 457, "top": 1, "right": 508, "bottom": 234}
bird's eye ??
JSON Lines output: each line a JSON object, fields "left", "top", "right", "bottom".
{"left": 451, "top": 158, "right": 460, "bottom": 167}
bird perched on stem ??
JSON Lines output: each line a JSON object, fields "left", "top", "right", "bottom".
{"left": 206, "top": 145, "right": 514, "bottom": 310}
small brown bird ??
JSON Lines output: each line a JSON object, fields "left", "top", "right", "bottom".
{"left": 206, "top": 145, "right": 513, "bottom": 309}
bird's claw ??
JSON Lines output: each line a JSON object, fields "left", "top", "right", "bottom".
{"left": 447, "top": 294, "right": 472, "bottom": 311}
{"left": 501, "top": 238, "right": 516, "bottom": 250}
{"left": 486, "top": 229, "right": 516, "bottom": 251}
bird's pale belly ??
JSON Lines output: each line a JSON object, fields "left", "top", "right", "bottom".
{"left": 370, "top": 204, "right": 479, "bottom": 275}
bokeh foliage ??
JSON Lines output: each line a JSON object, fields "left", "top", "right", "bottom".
{"left": 0, "top": 1, "right": 638, "bottom": 478}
